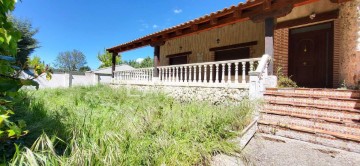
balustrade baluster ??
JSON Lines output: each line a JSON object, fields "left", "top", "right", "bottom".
{"left": 209, "top": 65, "right": 213, "bottom": 83}
{"left": 235, "top": 63, "right": 239, "bottom": 83}
{"left": 189, "top": 66, "right": 192, "bottom": 82}
{"left": 242, "top": 62, "right": 246, "bottom": 83}
{"left": 184, "top": 66, "right": 188, "bottom": 83}
{"left": 175, "top": 67, "right": 179, "bottom": 82}
{"left": 172, "top": 67, "right": 175, "bottom": 82}
{"left": 227, "top": 63, "right": 231, "bottom": 83}
{"left": 193, "top": 66, "right": 197, "bottom": 82}
{"left": 203, "top": 65, "right": 207, "bottom": 83}
{"left": 221, "top": 63, "right": 225, "bottom": 83}
{"left": 215, "top": 64, "right": 219, "bottom": 83}
{"left": 180, "top": 67, "right": 183, "bottom": 82}
{"left": 198, "top": 65, "right": 202, "bottom": 83}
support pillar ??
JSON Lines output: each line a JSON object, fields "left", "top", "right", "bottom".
{"left": 111, "top": 52, "right": 117, "bottom": 78}
{"left": 265, "top": 17, "right": 275, "bottom": 75}
{"left": 153, "top": 45, "right": 160, "bottom": 77}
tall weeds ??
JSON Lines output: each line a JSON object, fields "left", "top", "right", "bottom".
{"left": 9, "top": 85, "right": 255, "bottom": 165}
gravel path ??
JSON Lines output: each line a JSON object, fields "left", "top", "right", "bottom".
{"left": 211, "top": 133, "right": 360, "bottom": 166}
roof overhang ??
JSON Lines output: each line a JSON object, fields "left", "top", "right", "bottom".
{"left": 106, "top": 0, "right": 342, "bottom": 54}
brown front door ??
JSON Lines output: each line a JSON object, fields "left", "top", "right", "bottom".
{"left": 289, "top": 22, "right": 333, "bottom": 88}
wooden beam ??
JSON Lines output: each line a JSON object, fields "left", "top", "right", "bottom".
{"left": 210, "top": 17, "right": 218, "bottom": 25}
{"left": 175, "top": 29, "right": 182, "bottom": 35}
{"left": 263, "top": 0, "right": 272, "bottom": 10}
{"left": 276, "top": 10, "right": 339, "bottom": 29}
{"left": 233, "top": 9, "right": 242, "bottom": 18}
{"left": 209, "top": 41, "right": 258, "bottom": 51}
{"left": 330, "top": 0, "right": 352, "bottom": 3}
{"left": 150, "top": 40, "right": 165, "bottom": 47}
{"left": 191, "top": 24, "right": 199, "bottom": 31}
{"left": 250, "top": 3, "right": 293, "bottom": 22}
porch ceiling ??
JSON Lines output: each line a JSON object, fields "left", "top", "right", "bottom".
{"left": 106, "top": 0, "right": 327, "bottom": 54}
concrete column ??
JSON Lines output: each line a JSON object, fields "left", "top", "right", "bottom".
{"left": 265, "top": 17, "right": 275, "bottom": 75}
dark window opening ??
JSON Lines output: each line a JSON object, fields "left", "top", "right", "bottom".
{"left": 214, "top": 47, "right": 250, "bottom": 81}
{"left": 169, "top": 55, "right": 187, "bottom": 65}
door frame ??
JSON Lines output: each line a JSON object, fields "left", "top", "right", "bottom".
{"left": 288, "top": 21, "right": 334, "bottom": 88}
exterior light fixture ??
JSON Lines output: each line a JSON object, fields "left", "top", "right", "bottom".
{"left": 309, "top": 13, "right": 316, "bottom": 20}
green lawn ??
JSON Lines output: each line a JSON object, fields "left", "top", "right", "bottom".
{"left": 7, "top": 85, "right": 254, "bottom": 165}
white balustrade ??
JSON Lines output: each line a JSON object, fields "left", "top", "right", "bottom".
{"left": 113, "top": 57, "right": 261, "bottom": 87}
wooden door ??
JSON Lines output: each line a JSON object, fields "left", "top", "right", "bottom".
{"left": 289, "top": 22, "right": 333, "bottom": 88}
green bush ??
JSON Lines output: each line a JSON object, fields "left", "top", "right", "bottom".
{"left": 276, "top": 67, "right": 298, "bottom": 88}
{"left": 8, "top": 85, "right": 255, "bottom": 165}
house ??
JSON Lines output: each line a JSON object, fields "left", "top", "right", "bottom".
{"left": 92, "top": 64, "right": 134, "bottom": 84}
{"left": 107, "top": 0, "right": 359, "bottom": 90}
{"left": 106, "top": 0, "right": 360, "bottom": 153}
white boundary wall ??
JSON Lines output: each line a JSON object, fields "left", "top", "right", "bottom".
{"left": 20, "top": 71, "right": 112, "bottom": 89}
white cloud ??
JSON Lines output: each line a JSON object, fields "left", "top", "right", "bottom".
{"left": 152, "top": 24, "right": 159, "bottom": 29}
{"left": 173, "top": 9, "right": 182, "bottom": 14}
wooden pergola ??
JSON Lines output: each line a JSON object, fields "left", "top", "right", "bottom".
{"left": 107, "top": 0, "right": 349, "bottom": 77}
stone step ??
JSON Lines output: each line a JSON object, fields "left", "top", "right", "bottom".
{"left": 259, "top": 113, "right": 360, "bottom": 142}
{"left": 263, "top": 104, "right": 360, "bottom": 124}
{"left": 258, "top": 124, "right": 360, "bottom": 153}
{"left": 266, "top": 88, "right": 360, "bottom": 99}
{"left": 264, "top": 95, "right": 360, "bottom": 111}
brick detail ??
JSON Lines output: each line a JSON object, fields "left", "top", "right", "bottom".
{"left": 333, "top": 20, "right": 341, "bottom": 87}
{"left": 259, "top": 88, "right": 360, "bottom": 153}
{"left": 274, "top": 28, "right": 289, "bottom": 76}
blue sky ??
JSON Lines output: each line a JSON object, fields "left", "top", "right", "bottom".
{"left": 13, "top": 0, "right": 243, "bottom": 70}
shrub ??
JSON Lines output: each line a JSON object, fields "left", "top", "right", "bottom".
{"left": 276, "top": 67, "right": 298, "bottom": 88}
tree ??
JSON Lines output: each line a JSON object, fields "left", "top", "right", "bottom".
{"left": 27, "top": 55, "right": 45, "bottom": 69}
{"left": 11, "top": 17, "right": 39, "bottom": 67}
{"left": 0, "top": 1, "right": 50, "bottom": 158}
{"left": 54, "top": 49, "right": 87, "bottom": 71}
{"left": 79, "top": 66, "right": 91, "bottom": 72}
{"left": 139, "top": 56, "right": 153, "bottom": 68}
{"left": 124, "top": 56, "right": 153, "bottom": 68}
{"left": 97, "top": 49, "right": 121, "bottom": 69}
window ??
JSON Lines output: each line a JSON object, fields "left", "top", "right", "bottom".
{"left": 169, "top": 55, "right": 187, "bottom": 65}
{"left": 166, "top": 51, "right": 191, "bottom": 65}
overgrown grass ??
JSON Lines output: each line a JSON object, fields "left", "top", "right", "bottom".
{"left": 6, "top": 85, "right": 255, "bottom": 165}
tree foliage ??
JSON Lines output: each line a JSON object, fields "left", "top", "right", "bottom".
{"left": 97, "top": 50, "right": 121, "bottom": 69}
{"left": 0, "top": 1, "right": 51, "bottom": 163}
{"left": 0, "top": 0, "right": 50, "bottom": 150}
{"left": 27, "top": 55, "right": 44, "bottom": 69}
{"left": 124, "top": 56, "right": 153, "bottom": 68}
{"left": 11, "top": 17, "right": 39, "bottom": 67}
{"left": 79, "top": 66, "right": 91, "bottom": 72}
{"left": 54, "top": 49, "right": 87, "bottom": 71}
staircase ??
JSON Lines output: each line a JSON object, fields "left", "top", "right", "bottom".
{"left": 258, "top": 88, "right": 360, "bottom": 153}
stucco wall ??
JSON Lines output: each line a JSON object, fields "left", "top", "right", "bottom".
{"left": 337, "top": 0, "right": 360, "bottom": 88}
{"left": 159, "top": 20, "right": 265, "bottom": 66}
{"left": 21, "top": 71, "right": 112, "bottom": 89}
{"left": 277, "top": 0, "right": 339, "bottom": 23}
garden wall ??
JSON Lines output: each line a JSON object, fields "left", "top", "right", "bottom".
{"left": 112, "top": 84, "right": 249, "bottom": 104}
{"left": 20, "top": 71, "right": 111, "bottom": 89}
